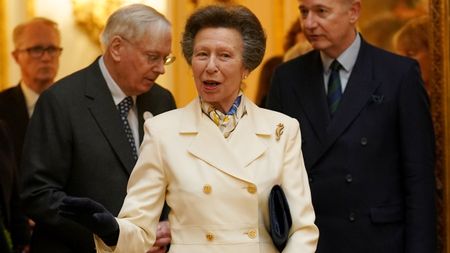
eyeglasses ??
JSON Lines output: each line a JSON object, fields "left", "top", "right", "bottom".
{"left": 18, "top": 46, "right": 63, "bottom": 58}
{"left": 120, "top": 36, "right": 176, "bottom": 66}
{"left": 143, "top": 53, "right": 176, "bottom": 66}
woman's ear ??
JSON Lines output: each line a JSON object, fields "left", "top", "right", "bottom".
{"left": 242, "top": 69, "right": 250, "bottom": 80}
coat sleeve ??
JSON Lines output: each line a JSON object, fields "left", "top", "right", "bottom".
{"left": 281, "top": 118, "right": 319, "bottom": 253}
{"left": 398, "top": 61, "right": 436, "bottom": 252}
{"left": 95, "top": 119, "right": 166, "bottom": 253}
{"left": 19, "top": 90, "right": 76, "bottom": 234}
{"left": 0, "top": 121, "right": 31, "bottom": 248}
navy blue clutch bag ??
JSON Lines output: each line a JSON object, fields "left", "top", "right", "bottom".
{"left": 269, "top": 185, "right": 292, "bottom": 251}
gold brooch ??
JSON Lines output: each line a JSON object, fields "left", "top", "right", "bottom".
{"left": 275, "top": 123, "right": 284, "bottom": 141}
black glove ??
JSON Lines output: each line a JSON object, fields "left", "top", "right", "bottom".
{"left": 58, "top": 196, "right": 119, "bottom": 246}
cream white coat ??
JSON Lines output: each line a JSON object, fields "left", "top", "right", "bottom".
{"left": 95, "top": 96, "right": 319, "bottom": 253}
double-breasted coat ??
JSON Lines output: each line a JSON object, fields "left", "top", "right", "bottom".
{"left": 95, "top": 96, "right": 319, "bottom": 253}
{"left": 267, "top": 38, "right": 436, "bottom": 252}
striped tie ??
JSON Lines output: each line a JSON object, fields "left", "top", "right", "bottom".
{"left": 327, "top": 60, "right": 342, "bottom": 116}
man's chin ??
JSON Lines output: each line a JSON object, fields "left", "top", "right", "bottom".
{"left": 35, "top": 76, "right": 55, "bottom": 85}
{"left": 308, "top": 41, "right": 326, "bottom": 51}
{"left": 132, "top": 83, "right": 155, "bottom": 96}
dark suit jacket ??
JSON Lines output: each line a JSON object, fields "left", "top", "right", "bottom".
{"left": 20, "top": 59, "right": 176, "bottom": 253}
{"left": 0, "top": 120, "right": 30, "bottom": 250}
{"left": 0, "top": 85, "right": 29, "bottom": 166}
{"left": 267, "top": 39, "right": 436, "bottom": 253}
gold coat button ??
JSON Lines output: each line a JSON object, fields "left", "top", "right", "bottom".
{"left": 203, "top": 184, "right": 212, "bottom": 194}
{"left": 247, "top": 229, "right": 257, "bottom": 239}
{"left": 247, "top": 184, "right": 257, "bottom": 194}
{"left": 205, "top": 232, "right": 215, "bottom": 241}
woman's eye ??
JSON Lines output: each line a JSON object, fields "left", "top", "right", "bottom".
{"left": 194, "top": 52, "right": 208, "bottom": 58}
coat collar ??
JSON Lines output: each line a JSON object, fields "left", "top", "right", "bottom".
{"left": 180, "top": 96, "right": 270, "bottom": 183}
{"left": 84, "top": 59, "right": 136, "bottom": 175}
{"left": 292, "top": 52, "right": 330, "bottom": 144}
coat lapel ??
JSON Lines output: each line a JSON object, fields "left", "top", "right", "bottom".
{"left": 12, "top": 85, "right": 30, "bottom": 126}
{"left": 293, "top": 52, "right": 329, "bottom": 144}
{"left": 182, "top": 97, "right": 264, "bottom": 183}
{"left": 136, "top": 96, "right": 149, "bottom": 144}
{"left": 228, "top": 97, "right": 269, "bottom": 168}
{"left": 84, "top": 61, "right": 136, "bottom": 175}
{"left": 135, "top": 84, "right": 176, "bottom": 143}
{"left": 309, "top": 40, "right": 381, "bottom": 167}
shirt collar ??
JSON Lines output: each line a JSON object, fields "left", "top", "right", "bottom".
{"left": 20, "top": 82, "right": 39, "bottom": 117}
{"left": 98, "top": 56, "right": 136, "bottom": 106}
{"left": 321, "top": 33, "right": 361, "bottom": 73}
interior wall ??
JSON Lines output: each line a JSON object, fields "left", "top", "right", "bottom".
{"left": 168, "top": 0, "right": 300, "bottom": 107}
{"left": 2, "top": 0, "right": 437, "bottom": 104}
{"left": 0, "top": 0, "right": 7, "bottom": 89}
{"left": 3, "top": 0, "right": 300, "bottom": 106}
{"left": 4, "top": 0, "right": 169, "bottom": 91}
{"left": 2, "top": 0, "right": 450, "bottom": 251}
{"left": 6, "top": 0, "right": 33, "bottom": 87}
{"left": 3, "top": 0, "right": 29, "bottom": 89}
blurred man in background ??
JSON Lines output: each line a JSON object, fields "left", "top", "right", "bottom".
{"left": 0, "top": 17, "right": 61, "bottom": 165}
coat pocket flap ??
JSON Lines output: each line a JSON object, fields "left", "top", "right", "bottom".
{"left": 370, "top": 204, "right": 404, "bottom": 223}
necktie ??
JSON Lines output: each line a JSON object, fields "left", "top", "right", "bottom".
{"left": 327, "top": 60, "right": 342, "bottom": 116}
{"left": 118, "top": 97, "right": 138, "bottom": 160}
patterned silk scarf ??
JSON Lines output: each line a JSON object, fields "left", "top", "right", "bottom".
{"left": 200, "top": 93, "right": 247, "bottom": 138}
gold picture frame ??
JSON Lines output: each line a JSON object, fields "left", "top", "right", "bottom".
{"left": 429, "top": 0, "right": 450, "bottom": 251}
{"left": 0, "top": 0, "right": 7, "bottom": 89}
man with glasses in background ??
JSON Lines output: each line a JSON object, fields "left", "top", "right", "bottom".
{"left": 0, "top": 17, "right": 62, "bottom": 167}
{"left": 19, "top": 4, "right": 176, "bottom": 253}
{"left": 0, "top": 17, "right": 61, "bottom": 253}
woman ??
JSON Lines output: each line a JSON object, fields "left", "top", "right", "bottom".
{"left": 61, "top": 5, "right": 318, "bottom": 253}
{"left": 393, "top": 15, "right": 430, "bottom": 92}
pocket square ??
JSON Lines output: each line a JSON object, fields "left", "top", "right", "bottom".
{"left": 269, "top": 185, "right": 292, "bottom": 251}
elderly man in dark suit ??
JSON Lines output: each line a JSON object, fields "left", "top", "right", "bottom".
{"left": 0, "top": 17, "right": 61, "bottom": 166}
{"left": 20, "top": 4, "right": 176, "bottom": 253}
{"left": 267, "top": 0, "right": 436, "bottom": 252}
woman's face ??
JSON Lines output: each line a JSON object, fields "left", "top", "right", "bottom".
{"left": 191, "top": 27, "right": 249, "bottom": 113}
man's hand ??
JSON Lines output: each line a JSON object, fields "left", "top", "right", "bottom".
{"left": 146, "top": 221, "right": 171, "bottom": 253}
{"left": 58, "top": 196, "right": 119, "bottom": 246}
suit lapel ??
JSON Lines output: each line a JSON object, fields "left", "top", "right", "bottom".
{"left": 228, "top": 97, "right": 269, "bottom": 169}
{"left": 84, "top": 61, "right": 135, "bottom": 175}
{"left": 309, "top": 40, "right": 381, "bottom": 167}
{"left": 136, "top": 96, "right": 147, "bottom": 143}
{"left": 135, "top": 85, "right": 174, "bottom": 143}
{"left": 12, "top": 85, "right": 30, "bottom": 124}
{"left": 294, "top": 52, "right": 329, "bottom": 144}
{"left": 11, "top": 86, "right": 30, "bottom": 147}
{"left": 182, "top": 98, "right": 259, "bottom": 183}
